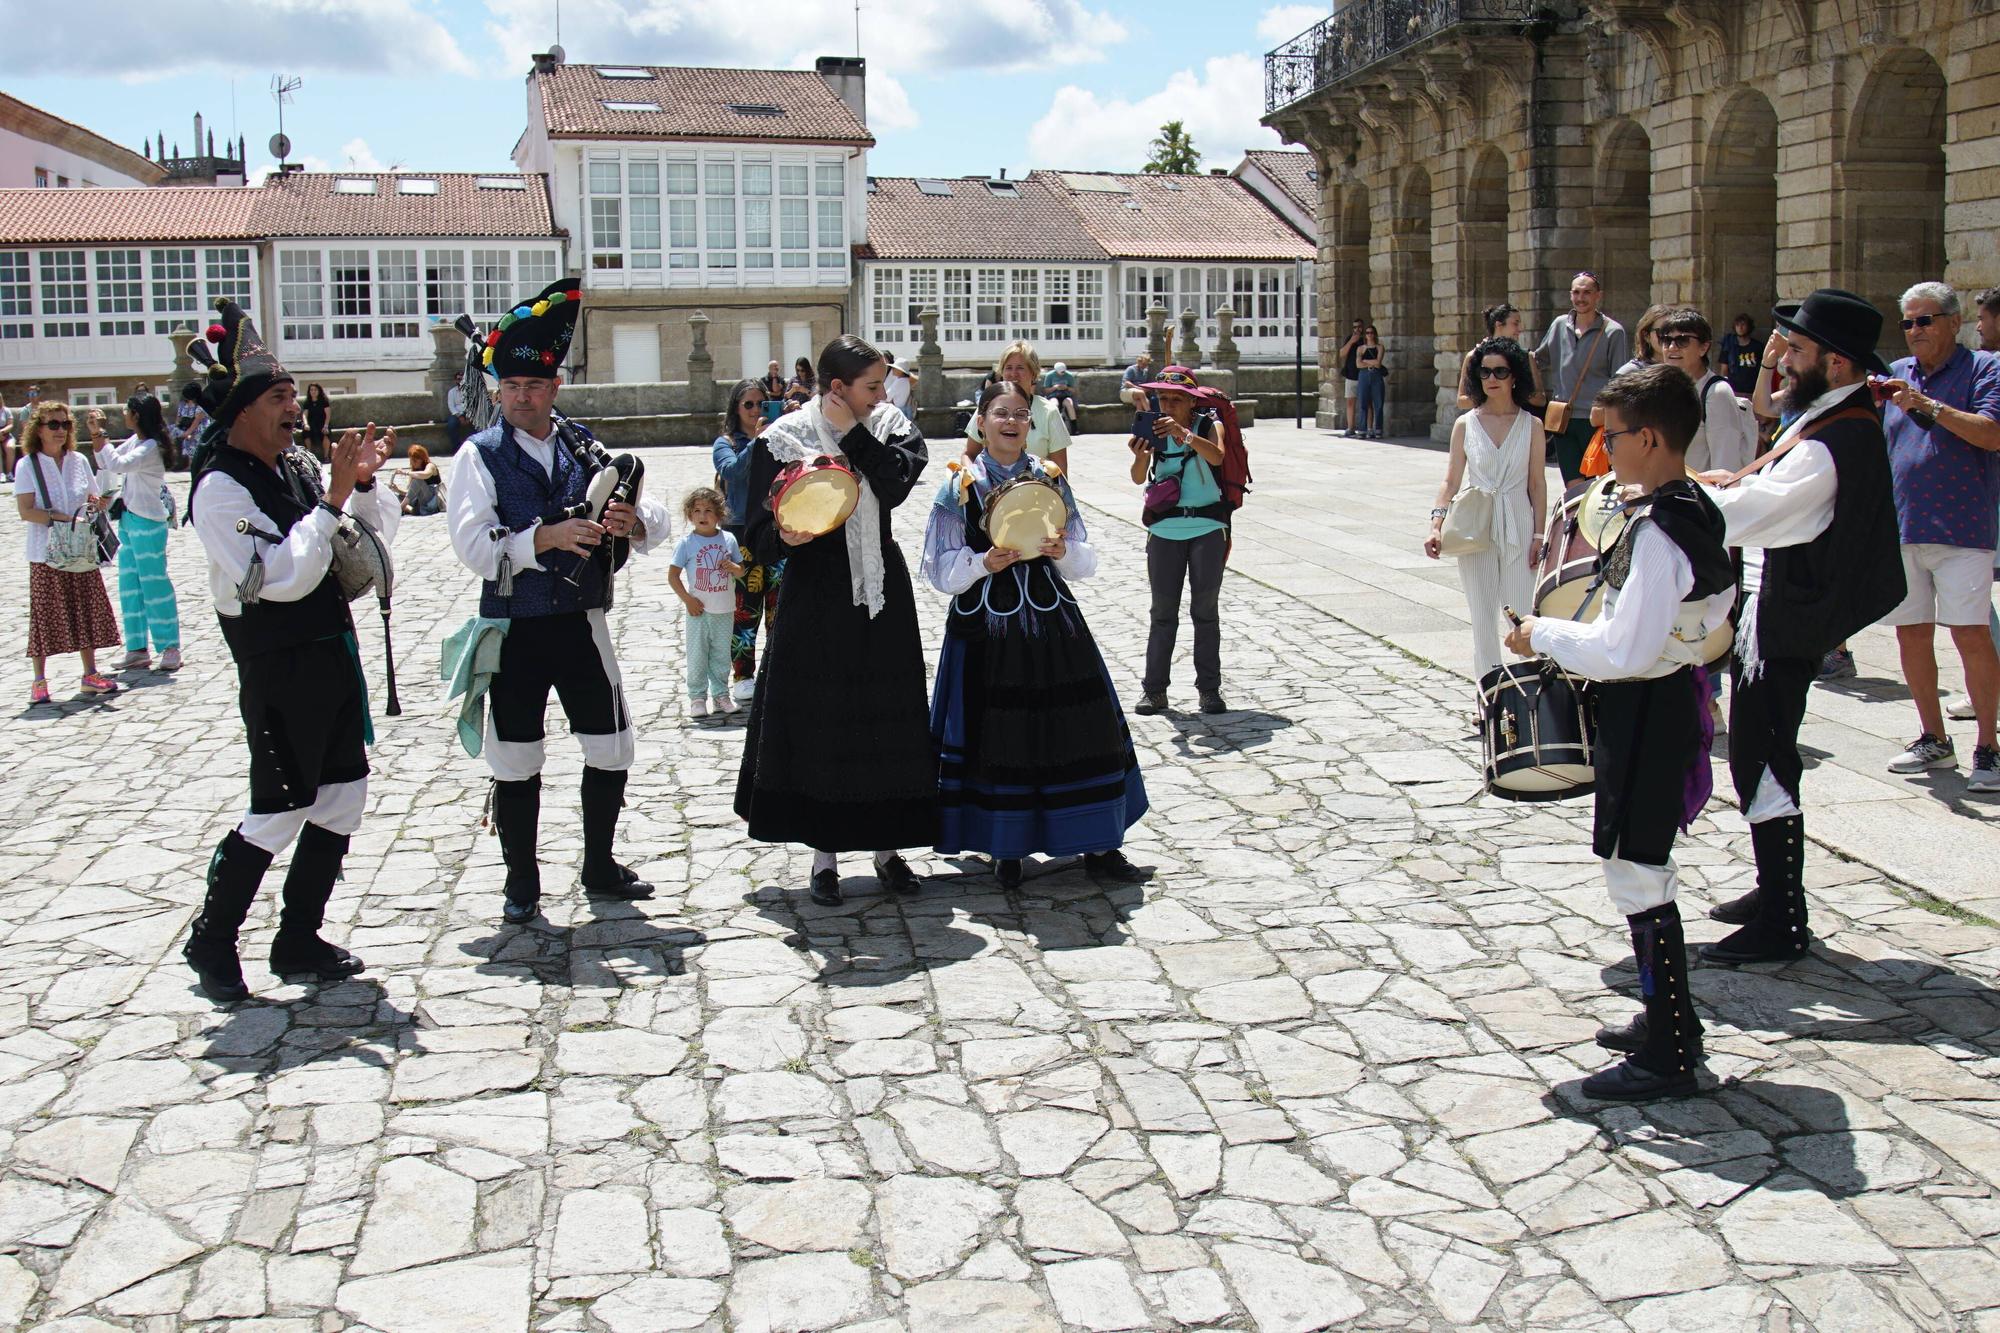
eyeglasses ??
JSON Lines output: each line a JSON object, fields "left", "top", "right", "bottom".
{"left": 1901, "top": 314, "right": 1940, "bottom": 330}
{"left": 1477, "top": 365, "right": 1512, "bottom": 380}
{"left": 985, "top": 410, "right": 1033, "bottom": 423}
{"left": 1657, "top": 333, "right": 1702, "bottom": 348}
{"left": 1600, "top": 426, "right": 1643, "bottom": 450}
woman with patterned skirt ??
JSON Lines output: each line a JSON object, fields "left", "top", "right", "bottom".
{"left": 922, "top": 379, "right": 1148, "bottom": 888}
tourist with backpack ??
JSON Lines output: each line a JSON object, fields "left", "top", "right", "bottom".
{"left": 1129, "top": 366, "right": 1239, "bottom": 716}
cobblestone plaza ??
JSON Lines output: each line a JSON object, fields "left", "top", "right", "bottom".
{"left": 5, "top": 429, "right": 2000, "bottom": 1330}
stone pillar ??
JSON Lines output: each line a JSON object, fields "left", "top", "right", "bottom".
{"left": 917, "top": 307, "right": 947, "bottom": 410}
{"left": 426, "top": 322, "right": 463, "bottom": 416}
{"left": 1176, "top": 308, "right": 1202, "bottom": 368}
{"left": 165, "top": 326, "right": 197, "bottom": 399}
{"left": 686, "top": 311, "right": 715, "bottom": 412}
{"left": 1146, "top": 303, "right": 1170, "bottom": 368}
{"left": 1212, "top": 307, "right": 1240, "bottom": 371}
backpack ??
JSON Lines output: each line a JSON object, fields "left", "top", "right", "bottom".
{"left": 1191, "top": 387, "right": 1252, "bottom": 513}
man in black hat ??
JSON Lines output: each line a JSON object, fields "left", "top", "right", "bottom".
{"left": 182, "top": 300, "right": 400, "bottom": 1002}
{"left": 447, "top": 280, "right": 673, "bottom": 925}
{"left": 1695, "top": 288, "right": 1905, "bottom": 965}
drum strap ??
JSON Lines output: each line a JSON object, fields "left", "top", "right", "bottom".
{"left": 1717, "top": 403, "right": 1876, "bottom": 485}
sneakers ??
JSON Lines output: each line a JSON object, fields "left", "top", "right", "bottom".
{"left": 1134, "top": 692, "right": 1168, "bottom": 716}
{"left": 28, "top": 678, "right": 49, "bottom": 705}
{"left": 159, "top": 648, "right": 182, "bottom": 672}
{"left": 1948, "top": 694, "right": 1980, "bottom": 721}
{"left": 79, "top": 672, "right": 121, "bottom": 695}
{"left": 730, "top": 678, "right": 757, "bottom": 703}
{"left": 1888, "top": 732, "right": 1957, "bottom": 774}
{"left": 1816, "top": 647, "right": 1856, "bottom": 681}
{"left": 1971, "top": 745, "right": 2000, "bottom": 794}
{"left": 715, "top": 692, "right": 740, "bottom": 715}
{"left": 118, "top": 649, "right": 151, "bottom": 671}
{"left": 689, "top": 697, "right": 709, "bottom": 719}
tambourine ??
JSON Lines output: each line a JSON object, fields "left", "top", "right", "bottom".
{"left": 981, "top": 475, "right": 1067, "bottom": 556}
{"left": 770, "top": 455, "right": 859, "bottom": 536}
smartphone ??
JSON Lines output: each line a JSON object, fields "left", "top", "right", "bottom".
{"left": 1132, "top": 410, "right": 1162, "bottom": 447}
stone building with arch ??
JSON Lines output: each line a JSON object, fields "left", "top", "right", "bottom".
{"left": 1265, "top": 1, "right": 1992, "bottom": 438}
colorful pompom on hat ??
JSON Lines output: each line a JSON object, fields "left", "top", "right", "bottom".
{"left": 183, "top": 299, "right": 294, "bottom": 427}
{"left": 482, "top": 278, "right": 583, "bottom": 380}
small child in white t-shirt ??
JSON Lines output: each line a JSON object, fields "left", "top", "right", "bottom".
{"left": 669, "top": 486, "right": 743, "bottom": 718}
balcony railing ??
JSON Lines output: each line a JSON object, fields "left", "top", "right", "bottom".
{"left": 1265, "top": 0, "right": 1547, "bottom": 114}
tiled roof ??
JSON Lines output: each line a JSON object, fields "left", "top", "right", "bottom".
{"left": 250, "top": 173, "right": 558, "bottom": 238}
{"left": 535, "top": 64, "right": 873, "bottom": 145}
{"left": 1239, "top": 150, "right": 1320, "bottom": 219}
{"left": 859, "top": 177, "right": 1106, "bottom": 262}
{"left": 0, "top": 174, "right": 560, "bottom": 246}
{"left": 0, "top": 187, "right": 259, "bottom": 244}
{"left": 1031, "top": 171, "right": 1314, "bottom": 262}
{"left": 0, "top": 92, "right": 165, "bottom": 186}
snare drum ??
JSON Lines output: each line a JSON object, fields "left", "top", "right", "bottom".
{"left": 981, "top": 475, "right": 1067, "bottom": 556}
{"left": 1480, "top": 659, "right": 1596, "bottom": 801}
{"left": 769, "top": 455, "right": 859, "bottom": 537}
{"left": 1533, "top": 475, "right": 1629, "bottom": 622}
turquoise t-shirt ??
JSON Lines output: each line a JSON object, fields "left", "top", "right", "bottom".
{"left": 1147, "top": 431, "right": 1226, "bottom": 540}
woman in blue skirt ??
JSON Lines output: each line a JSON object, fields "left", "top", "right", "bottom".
{"left": 921, "top": 379, "right": 1148, "bottom": 888}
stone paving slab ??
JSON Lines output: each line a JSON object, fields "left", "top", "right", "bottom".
{"left": 0, "top": 443, "right": 1998, "bottom": 1328}
{"left": 1065, "top": 423, "right": 2000, "bottom": 918}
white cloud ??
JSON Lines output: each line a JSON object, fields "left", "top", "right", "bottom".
{"left": 1257, "top": 4, "right": 1327, "bottom": 45}
{"left": 868, "top": 75, "right": 921, "bottom": 133}
{"left": 44, "top": 0, "right": 474, "bottom": 79}
{"left": 1025, "top": 55, "right": 1284, "bottom": 173}
{"left": 482, "top": 0, "right": 1125, "bottom": 79}
{"left": 247, "top": 137, "right": 396, "bottom": 180}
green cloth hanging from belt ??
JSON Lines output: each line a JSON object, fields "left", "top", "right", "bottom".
{"left": 439, "top": 616, "right": 510, "bottom": 757}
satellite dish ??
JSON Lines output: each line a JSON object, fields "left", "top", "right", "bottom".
{"left": 549, "top": 43, "right": 566, "bottom": 64}
{"left": 269, "top": 133, "right": 292, "bottom": 159}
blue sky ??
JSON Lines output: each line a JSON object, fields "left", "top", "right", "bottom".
{"left": 11, "top": 1, "right": 1327, "bottom": 182}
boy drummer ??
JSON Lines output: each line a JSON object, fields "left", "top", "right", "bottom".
{"left": 1505, "top": 365, "right": 1737, "bottom": 1101}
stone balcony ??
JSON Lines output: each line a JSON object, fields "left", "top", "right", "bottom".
{"left": 1264, "top": 0, "right": 1555, "bottom": 115}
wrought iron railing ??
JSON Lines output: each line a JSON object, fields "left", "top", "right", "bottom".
{"left": 1265, "top": 0, "right": 1546, "bottom": 113}
{"left": 159, "top": 155, "right": 246, "bottom": 181}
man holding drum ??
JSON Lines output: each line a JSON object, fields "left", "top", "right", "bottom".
{"left": 447, "top": 279, "right": 674, "bottom": 926}
{"left": 1507, "top": 365, "right": 1735, "bottom": 1101}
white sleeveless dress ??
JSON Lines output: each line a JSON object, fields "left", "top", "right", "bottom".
{"left": 1454, "top": 409, "right": 1536, "bottom": 678}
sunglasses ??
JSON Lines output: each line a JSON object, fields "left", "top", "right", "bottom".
{"left": 1901, "top": 314, "right": 1941, "bottom": 330}
{"left": 42, "top": 418, "right": 73, "bottom": 430}
{"left": 1657, "top": 333, "right": 1702, "bottom": 348}
{"left": 1477, "top": 365, "right": 1513, "bottom": 379}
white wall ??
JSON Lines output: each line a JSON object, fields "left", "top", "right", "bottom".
{"left": 0, "top": 125, "right": 152, "bottom": 189}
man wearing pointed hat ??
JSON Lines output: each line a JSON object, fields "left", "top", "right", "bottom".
{"left": 1694, "top": 289, "right": 1905, "bottom": 965}
{"left": 181, "top": 300, "right": 401, "bottom": 1002}
{"left": 447, "top": 278, "right": 673, "bottom": 926}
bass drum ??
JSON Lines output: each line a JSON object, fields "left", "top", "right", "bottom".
{"left": 1481, "top": 659, "right": 1596, "bottom": 801}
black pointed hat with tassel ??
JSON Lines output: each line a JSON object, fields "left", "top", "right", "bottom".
{"left": 184, "top": 298, "right": 294, "bottom": 427}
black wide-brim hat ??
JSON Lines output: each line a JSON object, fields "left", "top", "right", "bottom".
{"left": 1773, "top": 288, "right": 1891, "bottom": 376}
{"left": 482, "top": 277, "right": 582, "bottom": 379}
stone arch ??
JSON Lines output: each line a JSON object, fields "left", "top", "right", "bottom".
{"left": 1463, "top": 145, "right": 1509, "bottom": 347}
{"left": 1592, "top": 119, "right": 1654, "bottom": 335}
{"left": 1841, "top": 47, "right": 1946, "bottom": 363}
{"left": 1389, "top": 165, "right": 1437, "bottom": 434}
{"left": 1334, "top": 186, "right": 1372, "bottom": 328}
{"left": 1702, "top": 88, "right": 1778, "bottom": 342}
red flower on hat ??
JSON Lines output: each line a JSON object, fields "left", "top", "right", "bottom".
{"left": 542, "top": 350, "right": 556, "bottom": 365}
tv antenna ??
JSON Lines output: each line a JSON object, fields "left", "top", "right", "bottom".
{"left": 270, "top": 75, "right": 302, "bottom": 170}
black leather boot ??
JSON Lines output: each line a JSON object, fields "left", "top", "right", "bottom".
{"left": 580, "top": 767, "right": 653, "bottom": 900}
{"left": 1701, "top": 815, "right": 1811, "bottom": 965}
{"left": 1709, "top": 818, "right": 1791, "bottom": 924}
{"left": 269, "top": 823, "right": 366, "bottom": 981}
{"left": 492, "top": 776, "right": 543, "bottom": 925}
{"left": 1584, "top": 902, "right": 1703, "bottom": 1101}
{"left": 183, "top": 830, "right": 273, "bottom": 1003}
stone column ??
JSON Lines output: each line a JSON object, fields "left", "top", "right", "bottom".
{"left": 1176, "top": 308, "right": 1202, "bottom": 368}
{"left": 164, "top": 326, "right": 197, "bottom": 399}
{"left": 686, "top": 311, "right": 715, "bottom": 413}
{"left": 917, "top": 307, "right": 947, "bottom": 410}
{"left": 1146, "top": 303, "right": 1169, "bottom": 367}
{"left": 426, "top": 322, "right": 463, "bottom": 417}
{"left": 1212, "top": 308, "right": 1240, "bottom": 371}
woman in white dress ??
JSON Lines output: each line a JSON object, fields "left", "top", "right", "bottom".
{"left": 1425, "top": 336, "right": 1549, "bottom": 678}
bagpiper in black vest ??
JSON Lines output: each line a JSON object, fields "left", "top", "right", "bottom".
{"left": 188, "top": 443, "right": 353, "bottom": 663}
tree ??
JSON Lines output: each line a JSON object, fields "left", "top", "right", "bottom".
{"left": 1144, "top": 121, "right": 1201, "bottom": 175}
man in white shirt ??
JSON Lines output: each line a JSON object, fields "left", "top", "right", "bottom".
{"left": 1509, "top": 365, "right": 1736, "bottom": 1102}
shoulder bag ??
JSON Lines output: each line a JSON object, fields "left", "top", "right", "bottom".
{"left": 28, "top": 453, "right": 102, "bottom": 574}
{"left": 1542, "top": 319, "right": 1606, "bottom": 436}
{"left": 1436, "top": 485, "right": 1495, "bottom": 557}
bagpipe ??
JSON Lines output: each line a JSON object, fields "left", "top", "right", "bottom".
{"left": 550, "top": 412, "right": 645, "bottom": 594}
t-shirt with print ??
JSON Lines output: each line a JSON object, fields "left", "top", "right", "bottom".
{"left": 671, "top": 528, "right": 741, "bottom": 615}
{"left": 1886, "top": 345, "right": 2000, "bottom": 549}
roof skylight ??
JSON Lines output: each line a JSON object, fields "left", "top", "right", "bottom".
{"left": 396, "top": 178, "right": 439, "bottom": 195}
{"left": 331, "top": 178, "right": 378, "bottom": 194}
{"left": 600, "top": 100, "right": 662, "bottom": 112}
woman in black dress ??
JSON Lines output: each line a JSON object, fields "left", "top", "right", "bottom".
{"left": 301, "top": 383, "right": 331, "bottom": 460}
{"left": 735, "top": 335, "right": 937, "bottom": 905}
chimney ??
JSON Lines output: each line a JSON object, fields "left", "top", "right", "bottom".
{"left": 531, "top": 50, "right": 562, "bottom": 75}
{"left": 815, "top": 56, "right": 867, "bottom": 128}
